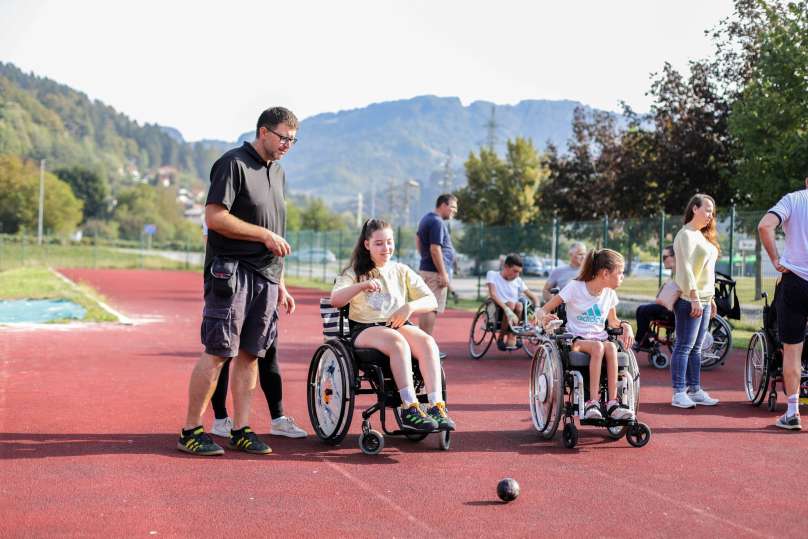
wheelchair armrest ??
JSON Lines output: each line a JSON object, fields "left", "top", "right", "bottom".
{"left": 606, "top": 326, "right": 624, "bottom": 337}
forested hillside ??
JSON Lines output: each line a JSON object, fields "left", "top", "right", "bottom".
{"left": 0, "top": 62, "right": 219, "bottom": 190}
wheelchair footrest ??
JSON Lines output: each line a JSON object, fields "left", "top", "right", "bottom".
{"left": 579, "top": 417, "right": 636, "bottom": 428}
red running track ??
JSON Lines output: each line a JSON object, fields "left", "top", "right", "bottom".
{"left": 1, "top": 269, "right": 806, "bottom": 537}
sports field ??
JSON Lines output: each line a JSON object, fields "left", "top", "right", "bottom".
{"left": 1, "top": 269, "right": 805, "bottom": 537}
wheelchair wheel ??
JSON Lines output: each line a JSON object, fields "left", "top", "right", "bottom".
{"left": 307, "top": 341, "right": 355, "bottom": 444}
{"left": 701, "top": 316, "right": 733, "bottom": 370}
{"left": 469, "top": 302, "right": 495, "bottom": 359}
{"left": 359, "top": 429, "right": 384, "bottom": 455}
{"left": 649, "top": 351, "right": 670, "bottom": 369}
{"left": 438, "top": 430, "right": 451, "bottom": 451}
{"left": 562, "top": 422, "right": 578, "bottom": 449}
{"left": 626, "top": 422, "right": 652, "bottom": 448}
{"left": 529, "top": 341, "right": 563, "bottom": 439}
{"left": 744, "top": 331, "right": 770, "bottom": 406}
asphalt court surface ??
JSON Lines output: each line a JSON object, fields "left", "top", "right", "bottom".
{"left": 1, "top": 269, "right": 806, "bottom": 537}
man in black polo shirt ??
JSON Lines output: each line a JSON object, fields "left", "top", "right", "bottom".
{"left": 178, "top": 107, "right": 298, "bottom": 456}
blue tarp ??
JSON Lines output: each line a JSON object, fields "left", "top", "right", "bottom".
{"left": 0, "top": 299, "right": 86, "bottom": 323}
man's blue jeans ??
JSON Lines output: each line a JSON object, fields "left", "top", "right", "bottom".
{"left": 670, "top": 298, "right": 711, "bottom": 393}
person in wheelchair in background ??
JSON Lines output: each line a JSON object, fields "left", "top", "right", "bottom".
{"left": 633, "top": 245, "right": 677, "bottom": 352}
{"left": 486, "top": 254, "right": 542, "bottom": 350}
{"left": 330, "top": 218, "right": 455, "bottom": 433}
{"left": 538, "top": 248, "right": 636, "bottom": 421}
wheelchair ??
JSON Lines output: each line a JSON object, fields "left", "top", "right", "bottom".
{"left": 528, "top": 304, "right": 651, "bottom": 449}
{"left": 308, "top": 300, "right": 450, "bottom": 455}
{"left": 468, "top": 297, "right": 541, "bottom": 359}
{"left": 638, "top": 271, "right": 739, "bottom": 370}
{"left": 744, "top": 285, "right": 808, "bottom": 411}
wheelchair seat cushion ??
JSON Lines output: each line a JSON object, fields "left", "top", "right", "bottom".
{"left": 353, "top": 347, "right": 390, "bottom": 367}
{"left": 569, "top": 351, "right": 629, "bottom": 368}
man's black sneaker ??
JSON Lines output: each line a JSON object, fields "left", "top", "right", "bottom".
{"left": 775, "top": 413, "right": 802, "bottom": 431}
{"left": 228, "top": 426, "right": 272, "bottom": 454}
{"left": 177, "top": 426, "right": 224, "bottom": 456}
{"left": 400, "top": 404, "right": 439, "bottom": 432}
{"left": 427, "top": 402, "right": 456, "bottom": 431}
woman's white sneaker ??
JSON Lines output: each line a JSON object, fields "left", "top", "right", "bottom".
{"left": 688, "top": 389, "right": 719, "bottom": 406}
{"left": 671, "top": 392, "right": 696, "bottom": 409}
{"left": 270, "top": 416, "right": 308, "bottom": 438}
{"left": 211, "top": 417, "right": 233, "bottom": 438}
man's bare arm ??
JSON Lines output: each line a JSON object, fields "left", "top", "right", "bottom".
{"left": 206, "top": 204, "right": 290, "bottom": 256}
{"left": 758, "top": 213, "right": 787, "bottom": 273}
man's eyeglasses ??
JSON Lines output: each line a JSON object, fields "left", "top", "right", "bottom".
{"left": 267, "top": 128, "right": 298, "bottom": 146}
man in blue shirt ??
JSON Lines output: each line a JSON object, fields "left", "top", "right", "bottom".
{"left": 416, "top": 194, "right": 458, "bottom": 354}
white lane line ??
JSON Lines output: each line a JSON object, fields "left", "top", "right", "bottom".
{"left": 323, "top": 459, "right": 437, "bottom": 534}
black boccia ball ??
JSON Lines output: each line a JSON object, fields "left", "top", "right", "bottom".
{"left": 497, "top": 478, "right": 520, "bottom": 502}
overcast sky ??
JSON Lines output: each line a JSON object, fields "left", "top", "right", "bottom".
{"left": 0, "top": 0, "right": 734, "bottom": 142}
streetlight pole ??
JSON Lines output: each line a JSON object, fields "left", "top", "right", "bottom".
{"left": 37, "top": 159, "right": 45, "bottom": 245}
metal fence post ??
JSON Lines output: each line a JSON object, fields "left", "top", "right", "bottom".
{"left": 337, "top": 229, "right": 343, "bottom": 274}
{"left": 658, "top": 212, "right": 665, "bottom": 288}
{"left": 308, "top": 231, "right": 314, "bottom": 280}
{"left": 602, "top": 214, "right": 609, "bottom": 248}
{"left": 476, "top": 222, "right": 483, "bottom": 300}
{"left": 322, "top": 231, "right": 328, "bottom": 282}
{"left": 295, "top": 230, "right": 300, "bottom": 277}
{"left": 729, "top": 204, "right": 736, "bottom": 278}
{"left": 553, "top": 214, "right": 560, "bottom": 269}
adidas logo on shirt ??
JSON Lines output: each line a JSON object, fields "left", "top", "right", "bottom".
{"left": 577, "top": 304, "right": 604, "bottom": 324}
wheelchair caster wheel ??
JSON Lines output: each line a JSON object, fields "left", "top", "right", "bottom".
{"left": 767, "top": 393, "right": 777, "bottom": 412}
{"left": 649, "top": 352, "right": 670, "bottom": 369}
{"left": 626, "top": 422, "right": 652, "bottom": 448}
{"left": 438, "top": 430, "right": 451, "bottom": 451}
{"left": 562, "top": 423, "right": 578, "bottom": 449}
{"left": 359, "top": 430, "right": 384, "bottom": 455}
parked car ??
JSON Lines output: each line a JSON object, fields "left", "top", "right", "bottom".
{"left": 521, "top": 255, "right": 547, "bottom": 277}
{"left": 630, "top": 262, "right": 671, "bottom": 278}
{"left": 472, "top": 258, "right": 503, "bottom": 276}
{"left": 288, "top": 248, "right": 337, "bottom": 264}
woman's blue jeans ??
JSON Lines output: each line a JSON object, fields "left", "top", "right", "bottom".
{"left": 670, "top": 298, "right": 711, "bottom": 392}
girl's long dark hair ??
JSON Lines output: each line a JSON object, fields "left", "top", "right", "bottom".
{"left": 575, "top": 248, "right": 624, "bottom": 282}
{"left": 683, "top": 194, "right": 720, "bottom": 251}
{"left": 344, "top": 218, "right": 392, "bottom": 280}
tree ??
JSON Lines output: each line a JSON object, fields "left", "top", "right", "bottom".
{"left": 113, "top": 184, "right": 199, "bottom": 243}
{"left": 456, "top": 137, "right": 545, "bottom": 226}
{"left": 538, "top": 108, "right": 621, "bottom": 222}
{"left": 0, "top": 154, "right": 83, "bottom": 235}
{"left": 300, "top": 198, "right": 348, "bottom": 231}
{"left": 728, "top": 0, "right": 808, "bottom": 209}
{"left": 54, "top": 165, "right": 110, "bottom": 221}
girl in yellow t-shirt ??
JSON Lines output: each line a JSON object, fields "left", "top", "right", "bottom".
{"left": 331, "top": 219, "right": 455, "bottom": 433}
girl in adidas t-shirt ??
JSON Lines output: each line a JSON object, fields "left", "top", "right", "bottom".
{"left": 539, "top": 249, "right": 636, "bottom": 421}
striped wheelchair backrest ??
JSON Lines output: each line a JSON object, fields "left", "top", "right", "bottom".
{"left": 320, "top": 297, "right": 349, "bottom": 339}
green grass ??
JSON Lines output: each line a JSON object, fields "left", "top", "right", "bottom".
{"left": 0, "top": 267, "right": 118, "bottom": 323}
{"left": 0, "top": 241, "right": 199, "bottom": 271}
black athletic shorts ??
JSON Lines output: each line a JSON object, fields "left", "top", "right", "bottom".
{"left": 776, "top": 272, "right": 808, "bottom": 345}
{"left": 349, "top": 320, "right": 414, "bottom": 344}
